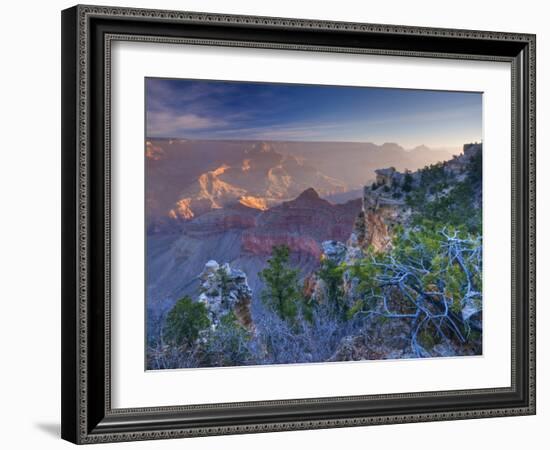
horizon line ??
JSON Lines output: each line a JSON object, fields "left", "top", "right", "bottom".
{"left": 145, "top": 136, "right": 482, "bottom": 149}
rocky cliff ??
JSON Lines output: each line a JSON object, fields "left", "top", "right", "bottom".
{"left": 351, "top": 142, "right": 482, "bottom": 253}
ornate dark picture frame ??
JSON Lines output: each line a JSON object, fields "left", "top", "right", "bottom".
{"left": 61, "top": 4, "right": 536, "bottom": 444}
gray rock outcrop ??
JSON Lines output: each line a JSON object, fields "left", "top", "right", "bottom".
{"left": 198, "top": 260, "right": 254, "bottom": 332}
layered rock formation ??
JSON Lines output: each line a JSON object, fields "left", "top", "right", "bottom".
{"left": 198, "top": 260, "right": 254, "bottom": 332}
{"left": 242, "top": 188, "right": 361, "bottom": 259}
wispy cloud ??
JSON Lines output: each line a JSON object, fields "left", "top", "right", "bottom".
{"left": 145, "top": 78, "right": 482, "bottom": 147}
{"left": 203, "top": 122, "right": 343, "bottom": 141}
{"left": 147, "top": 111, "right": 228, "bottom": 137}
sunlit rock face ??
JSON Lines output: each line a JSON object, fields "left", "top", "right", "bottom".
{"left": 353, "top": 187, "right": 406, "bottom": 253}
{"left": 238, "top": 196, "right": 269, "bottom": 210}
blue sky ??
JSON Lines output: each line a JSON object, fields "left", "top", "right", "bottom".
{"left": 146, "top": 78, "right": 482, "bottom": 149}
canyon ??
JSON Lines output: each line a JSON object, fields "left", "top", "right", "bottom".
{"left": 146, "top": 139, "right": 461, "bottom": 316}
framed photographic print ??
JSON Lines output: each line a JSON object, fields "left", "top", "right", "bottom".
{"left": 61, "top": 5, "right": 536, "bottom": 444}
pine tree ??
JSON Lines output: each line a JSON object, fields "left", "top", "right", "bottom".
{"left": 259, "top": 245, "right": 300, "bottom": 321}
{"left": 317, "top": 258, "right": 346, "bottom": 316}
{"left": 402, "top": 172, "right": 413, "bottom": 192}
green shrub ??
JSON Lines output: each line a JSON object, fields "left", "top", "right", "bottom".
{"left": 164, "top": 296, "right": 210, "bottom": 346}
{"left": 351, "top": 223, "right": 481, "bottom": 346}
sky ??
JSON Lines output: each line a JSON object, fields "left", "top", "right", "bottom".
{"left": 146, "top": 78, "right": 482, "bottom": 149}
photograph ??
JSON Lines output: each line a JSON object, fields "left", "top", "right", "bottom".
{"left": 145, "top": 78, "right": 484, "bottom": 370}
